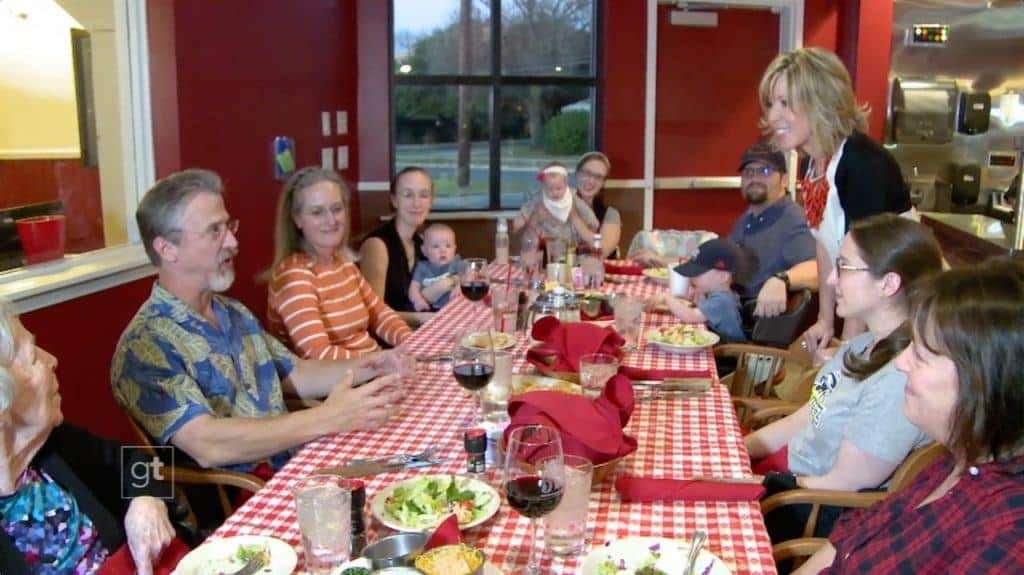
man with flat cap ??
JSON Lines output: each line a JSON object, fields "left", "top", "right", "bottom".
{"left": 728, "top": 142, "right": 818, "bottom": 318}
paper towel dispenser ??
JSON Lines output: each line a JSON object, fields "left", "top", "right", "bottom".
{"left": 890, "top": 78, "right": 957, "bottom": 144}
{"left": 958, "top": 92, "right": 991, "bottom": 135}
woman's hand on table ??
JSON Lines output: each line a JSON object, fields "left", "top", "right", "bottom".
{"left": 124, "top": 495, "right": 175, "bottom": 575}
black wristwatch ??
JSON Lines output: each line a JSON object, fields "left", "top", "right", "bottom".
{"left": 772, "top": 271, "right": 791, "bottom": 290}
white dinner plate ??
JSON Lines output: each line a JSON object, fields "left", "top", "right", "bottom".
{"left": 371, "top": 475, "right": 501, "bottom": 532}
{"left": 461, "top": 331, "right": 517, "bottom": 350}
{"left": 645, "top": 327, "right": 719, "bottom": 354}
{"left": 172, "top": 535, "right": 297, "bottom": 575}
{"left": 642, "top": 268, "right": 671, "bottom": 284}
{"left": 580, "top": 536, "right": 732, "bottom": 575}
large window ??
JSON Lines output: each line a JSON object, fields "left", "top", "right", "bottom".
{"left": 393, "top": 0, "right": 598, "bottom": 210}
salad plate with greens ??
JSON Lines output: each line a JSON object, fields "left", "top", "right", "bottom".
{"left": 581, "top": 537, "right": 731, "bottom": 575}
{"left": 645, "top": 325, "right": 720, "bottom": 354}
{"left": 171, "top": 535, "right": 296, "bottom": 575}
{"left": 371, "top": 474, "right": 500, "bottom": 532}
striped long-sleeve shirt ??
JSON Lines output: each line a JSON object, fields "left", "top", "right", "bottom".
{"left": 268, "top": 253, "right": 412, "bottom": 360}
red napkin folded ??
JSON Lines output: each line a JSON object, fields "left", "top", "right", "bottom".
{"left": 604, "top": 261, "right": 645, "bottom": 276}
{"left": 527, "top": 317, "right": 624, "bottom": 373}
{"left": 751, "top": 445, "right": 790, "bottom": 475}
{"left": 97, "top": 538, "right": 192, "bottom": 575}
{"left": 505, "top": 374, "right": 637, "bottom": 466}
{"left": 615, "top": 476, "right": 765, "bottom": 502}
{"left": 425, "top": 514, "right": 462, "bottom": 550}
{"left": 618, "top": 366, "right": 714, "bottom": 381}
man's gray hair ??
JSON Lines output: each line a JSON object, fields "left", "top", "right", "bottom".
{"left": 136, "top": 169, "right": 223, "bottom": 266}
{"left": 0, "top": 298, "right": 18, "bottom": 413}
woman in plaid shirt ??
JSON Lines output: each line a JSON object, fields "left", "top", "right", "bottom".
{"left": 796, "top": 260, "right": 1024, "bottom": 574}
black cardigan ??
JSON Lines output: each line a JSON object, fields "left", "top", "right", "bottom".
{"left": 0, "top": 425, "right": 161, "bottom": 575}
{"left": 833, "top": 131, "right": 911, "bottom": 230}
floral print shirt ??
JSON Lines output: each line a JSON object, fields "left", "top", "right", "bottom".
{"left": 0, "top": 467, "right": 108, "bottom": 574}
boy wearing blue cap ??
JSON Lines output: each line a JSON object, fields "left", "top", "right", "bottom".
{"left": 656, "top": 238, "right": 748, "bottom": 343}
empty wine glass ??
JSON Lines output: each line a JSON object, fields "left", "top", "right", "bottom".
{"left": 451, "top": 328, "right": 495, "bottom": 426}
{"left": 503, "top": 425, "right": 565, "bottom": 575}
{"left": 460, "top": 257, "right": 490, "bottom": 304}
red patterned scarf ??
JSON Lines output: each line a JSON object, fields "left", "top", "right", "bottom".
{"left": 800, "top": 157, "right": 830, "bottom": 229}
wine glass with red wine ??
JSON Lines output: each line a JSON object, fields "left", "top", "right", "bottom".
{"left": 451, "top": 328, "right": 495, "bottom": 426}
{"left": 460, "top": 258, "right": 490, "bottom": 303}
{"left": 502, "top": 424, "right": 565, "bottom": 575}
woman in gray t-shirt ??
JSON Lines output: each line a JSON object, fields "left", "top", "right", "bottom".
{"left": 574, "top": 151, "right": 621, "bottom": 258}
{"left": 745, "top": 214, "right": 943, "bottom": 494}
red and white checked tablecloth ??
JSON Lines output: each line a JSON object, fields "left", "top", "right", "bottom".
{"left": 214, "top": 267, "right": 776, "bottom": 574}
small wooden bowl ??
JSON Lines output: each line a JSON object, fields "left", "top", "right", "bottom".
{"left": 592, "top": 455, "right": 625, "bottom": 484}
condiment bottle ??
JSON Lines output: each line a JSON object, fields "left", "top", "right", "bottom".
{"left": 349, "top": 479, "right": 367, "bottom": 555}
{"left": 464, "top": 429, "right": 487, "bottom": 474}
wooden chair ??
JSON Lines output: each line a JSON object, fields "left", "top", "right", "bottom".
{"left": 717, "top": 338, "right": 816, "bottom": 425}
{"left": 125, "top": 418, "right": 266, "bottom": 519}
{"left": 762, "top": 443, "right": 947, "bottom": 538}
{"left": 764, "top": 443, "right": 946, "bottom": 569}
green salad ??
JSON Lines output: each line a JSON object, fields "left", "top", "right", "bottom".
{"left": 647, "top": 325, "right": 714, "bottom": 347}
{"left": 383, "top": 476, "right": 493, "bottom": 530}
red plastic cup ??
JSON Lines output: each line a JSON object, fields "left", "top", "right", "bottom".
{"left": 16, "top": 215, "right": 66, "bottom": 265}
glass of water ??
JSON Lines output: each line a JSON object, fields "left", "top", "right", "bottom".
{"left": 490, "top": 284, "right": 519, "bottom": 335}
{"left": 578, "top": 353, "right": 619, "bottom": 398}
{"left": 293, "top": 475, "right": 352, "bottom": 574}
{"left": 543, "top": 454, "right": 593, "bottom": 557}
{"left": 613, "top": 294, "right": 644, "bottom": 350}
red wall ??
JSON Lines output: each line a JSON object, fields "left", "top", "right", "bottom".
{"left": 600, "top": 1, "right": 647, "bottom": 180}
{"left": 0, "top": 159, "right": 104, "bottom": 254}
{"left": 172, "top": 0, "right": 360, "bottom": 319}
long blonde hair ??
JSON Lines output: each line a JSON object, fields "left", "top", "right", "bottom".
{"left": 272, "top": 167, "right": 355, "bottom": 267}
{"left": 758, "top": 47, "right": 868, "bottom": 158}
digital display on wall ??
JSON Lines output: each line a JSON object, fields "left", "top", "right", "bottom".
{"left": 910, "top": 24, "right": 949, "bottom": 45}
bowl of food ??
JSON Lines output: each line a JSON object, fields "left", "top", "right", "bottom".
{"left": 414, "top": 544, "right": 486, "bottom": 575}
{"left": 592, "top": 455, "right": 625, "bottom": 484}
{"left": 510, "top": 375, "right": 582, "bottom": 397}
{"left": 360, "top": 532, "right": 429, "bottom": 569}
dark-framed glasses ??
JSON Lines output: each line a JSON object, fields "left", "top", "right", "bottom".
{"left": 741, "top": 165, "right": 777, "bottom": 178}
{"left": 577, "top": 168, "right": 607, "bottom": 182}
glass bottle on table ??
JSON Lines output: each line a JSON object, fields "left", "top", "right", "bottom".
{"left": 495, "top": 218, "right": 510, "bottom": 266}
{"left": 581, "top": 233, "right": 604, "bottom": 289}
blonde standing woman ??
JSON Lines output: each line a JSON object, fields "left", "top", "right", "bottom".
{"left": 759, "top": 47, "right": 910, "bottom": 359}
{"left": 268, "top": 167, "right": 412, "bottom": 360}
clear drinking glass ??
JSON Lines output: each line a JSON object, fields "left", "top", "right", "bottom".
{"left": 521, "top": 233, "right": 543, "bottom": 281}
{"left": 613, "top": 294, "right": 644, "bottom": 351}
{"left": 578, "top": 353, "right": 619, "bottom": 398}
{"left": 482, "top": 350, "right": 513, "bottom": 421}
{"left": 293, "top": 475, "right": 352, "bottom": 574}
{"left": 503, "top": 425, "right": 566, "bottom": 575}
{"left": 490, "top": 284, "right": 519, "bottom": 334}
{"left": 460, "top": 258, "right": 490, "bottom": 304}
{"left": 543, "top": 455, "right": 593, "bottom": 557}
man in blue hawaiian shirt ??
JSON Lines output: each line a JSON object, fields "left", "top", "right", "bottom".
{"left": 112, "top": 169, "right": 405, "bottom": 473}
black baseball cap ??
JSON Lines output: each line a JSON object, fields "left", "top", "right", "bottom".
{"left": 738, "top": 142, "right": 787, "bottom": 174}
{"left": 673, "top": 238, "right": 746, "bottom": 278}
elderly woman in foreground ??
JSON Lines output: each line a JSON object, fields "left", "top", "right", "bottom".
{"left": 0, "top": 300, "right": 174, "bottom": 574}
{"left": 795, "top": 260, "right": 1024, "bottom": 574}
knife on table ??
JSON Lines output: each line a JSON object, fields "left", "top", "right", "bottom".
{"left": 315, "top": 457, "right": 445, "bottom": 478}
{"left": 631, "top": 378, "right": 713, "bottom": 392}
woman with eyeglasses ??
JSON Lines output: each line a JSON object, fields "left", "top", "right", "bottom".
{"left": 794, "top": 259, "right": 1024, "bottom": 574}
{"left": 574, "top": 151, "right": 620, "bottom": 258}
{"left": 744, "top": 214, "right": 943, "bottom": 544}
{"left": 268, "top": 167, "right": 412, "bottom": 360}
{"left": 759, "top": 48, "right": 911, "bottom": 360}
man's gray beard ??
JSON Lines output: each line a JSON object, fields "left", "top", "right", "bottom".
{"left": 744, "top": 184, "right": 768, "bottom": 205}
{"left": 209, "top": 267, "right": 235, "bottom": 293}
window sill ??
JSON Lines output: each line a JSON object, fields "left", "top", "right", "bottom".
{"left": 0, "top": 244, "right": 155, "bottom": 312}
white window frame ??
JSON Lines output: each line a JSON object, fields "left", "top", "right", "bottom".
{"left": 0, "top": 0, "right": 156, "bottom": 313}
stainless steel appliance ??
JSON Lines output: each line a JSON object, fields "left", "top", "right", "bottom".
{"left": 886, "top": 1, "right": 1024, "bottom": 212}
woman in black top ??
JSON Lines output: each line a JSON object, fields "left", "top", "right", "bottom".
{"left": 359, "top": 167, "right": 434, "bottom": 318}
{"left": 759, "top": 47, "right": 910, "bottom": 357}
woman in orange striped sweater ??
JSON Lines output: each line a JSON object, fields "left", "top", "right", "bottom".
{"left": 268, "top": 168, "right": 412, "bottom": 359}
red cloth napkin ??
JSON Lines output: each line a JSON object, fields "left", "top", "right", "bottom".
{"left": 618, "top": 366, "right": 713, "bottom": 381}
{"left": 604, "top": 261, "right": 645, "bottom": 276}
{"left": 751, "top": 445, "right": 790, "bottom": 475}
{"left": 97, "top": 538, "right": 192, "bottom": 575}
{"left": 425, "top": 514, "right": 462, "bottom": 550}
{"left": 527, "top": 317, "right": 623, "bottom": 373}
{"left": 615, "top": 476, "right": 765, "bottom": 502}
{"left": 505, "top": 374, "right": 637, "bottom": 465}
